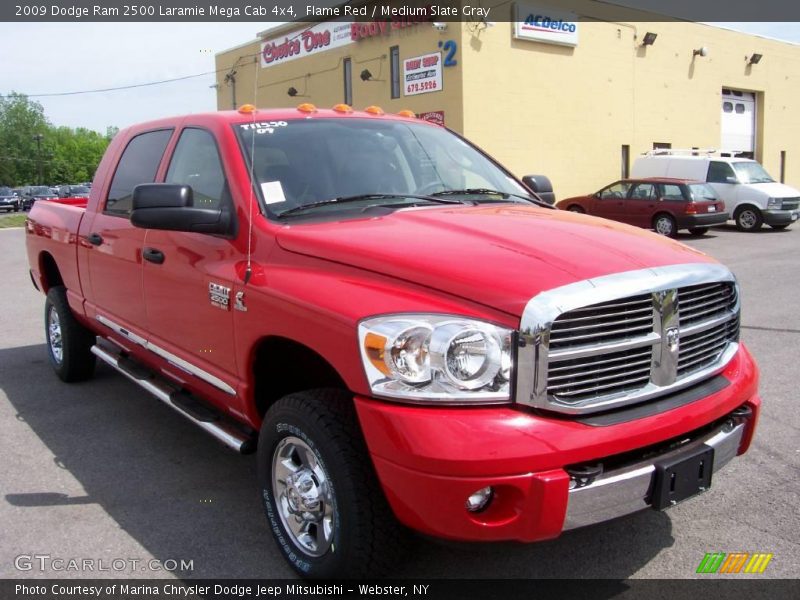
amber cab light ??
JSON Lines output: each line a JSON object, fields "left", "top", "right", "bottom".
{"left": 397, "top": 109, "right": 416, "bottom": 118}
{"left": 297, "top": 103, "right": 318, "bottom": 113}
{"left": 364, "top": 105, "right": 385, "bottom": 115}
{"left": 237, "top": 104, "right": 257, "bottom": 114}
{"left": 332, "top": 103, "right": 353, "bottom": 113}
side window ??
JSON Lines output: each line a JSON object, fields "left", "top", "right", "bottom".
{"left": 105, "top": 129, "right": 173, "bottom": 216}
{"left": 598, "top": 182, "right": 630, "bottom": 199}
{"left": 629, "top": 183, "right": 656, "bottom": 200}
{"left": 660, "top": 184, "right": 685, "bottom": 201}
{"left": 165, "top": 128, "right": 229, "bottom": 210}
{"left": 707, "top": 161, "right": 736, "bottom": 183}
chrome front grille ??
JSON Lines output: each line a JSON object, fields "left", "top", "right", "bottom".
{"left": 780, "top": 197, "right": 799, "bottom": 210}
{"left": 516, "top": 264, "right": 740, "bottom": 414}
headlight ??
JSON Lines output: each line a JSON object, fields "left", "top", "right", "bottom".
{"left": 767, "top": 197, "right": 782, "bottom": 208}
{"left": 358, "top": 314, "right": 514, "bottom": 404}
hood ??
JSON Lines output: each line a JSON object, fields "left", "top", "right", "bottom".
{"left": 747, "top": 182, "right": 800, "bottom": 198}
{"left": 276, "top": 204, "right": 714, "bottom": 316}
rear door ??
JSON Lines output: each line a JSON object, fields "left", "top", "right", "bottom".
{"left": 625, "top": 182, "right": 658, "bottom": 227}
{"left": 83, "top": 129, "right": 173, "bottom": 338}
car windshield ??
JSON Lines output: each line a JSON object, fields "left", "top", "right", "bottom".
{"left": 688, "top": 183, "right": 718, "bottom": 201}
{"left": 732, "top": 161, "right": 774, "bottom": 184}
{"left": 234, "top": 118, "right": 533, "bottom": 218}
{"left": 0, "top": 187, "right": 12, "bottom": 196}
{"left": 32, "top": 186, "right": 53, "bottom": 195}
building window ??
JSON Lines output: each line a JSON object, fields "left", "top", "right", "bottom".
{"left": 344, "top": 58, "right": 352, "bottom": 106}
{"left": 621, "top": 145, "right": 630, "bottom": 179}
{"left": 723, "top": 102, "right": 733, "bottom": 113}
{"left": 390, "top": 46, "right": 400, "bottom": 99}
{"left": 735, "top": 103, "right": 745, "bottom": 114}
{"left": 780, "top": 151, "right": 786, "bottom": 183}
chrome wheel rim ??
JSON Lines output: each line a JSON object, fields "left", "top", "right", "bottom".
{"left": 739, "top": 210, "right": 757, "bottom": 229}
{"left": 48, "top": 306, "right": 63, "bottom": 364}
{"left": 655, "top": 217, "right": 673, "bottom": 236}
{"left": 272, "top": 436, "right": 335, "bottom": 557}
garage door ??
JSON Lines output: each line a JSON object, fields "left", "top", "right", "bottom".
{"left": 721, "top": 88, "right": 755, "bottom": 156}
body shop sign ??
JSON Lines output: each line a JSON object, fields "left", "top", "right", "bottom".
{"left": 514, "top": 2, "right": 579, "bottom": 47}
{"left": 261, "top": 21, "right": 353, "bottom": 67}
{"left": 403, "top": 52, "right": 442, "bottom": 96}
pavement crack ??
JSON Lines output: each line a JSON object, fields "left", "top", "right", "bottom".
{"left": 741, "top": 325, "right": 800, "bottom": 334}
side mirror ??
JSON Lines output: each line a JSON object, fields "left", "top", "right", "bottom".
{"left": 725, "top": 176, "right": 739, "bottom": 184}
{"left": 131, "top": 184, "right": 233, "bottom": 235}
{"left": 522, "top": 174, "right": 556, "bottom": 205}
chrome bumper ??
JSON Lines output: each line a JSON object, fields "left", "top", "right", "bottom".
{"left": 563, "top": 419, "right": 745, "bottom": 530}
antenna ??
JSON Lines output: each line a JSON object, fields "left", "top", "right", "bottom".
{"left": 244, "top": 56, "right": 259, "bottom": 286}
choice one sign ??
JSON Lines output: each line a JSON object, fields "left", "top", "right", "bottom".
{"left": 513, "top": 2, "right": 579, "bottom": 47}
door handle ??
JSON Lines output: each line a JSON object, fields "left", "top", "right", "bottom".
{"left": 142, "top": 247, "right": 165, "bottom": 264}
{"left": 86, "top": 232, "right": 103, "bottom": 246}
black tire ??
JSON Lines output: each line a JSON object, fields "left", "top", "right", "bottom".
{"left": 258, "top": 389, "right": 407, "bottom": 578}
{"left": 653, "top": 213, "right": 677, "bottom": 237}
{"left": 734, "top": 206, "right": 763, "bottom": 232}
{"left": 566, "top": 205, "right": 585, "bottom": 213}
{"left": 770, "top": 223, "right": 790, "bottom": 230}
{"left": 44, "top": 286, "right": 96, "bottom": 382}
{"left": 688, "top": 226, "right": 709, "bottom": 235}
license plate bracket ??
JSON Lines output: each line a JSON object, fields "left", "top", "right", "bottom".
{"left": 651, "top": 445, "right": 714, "bottom": 510}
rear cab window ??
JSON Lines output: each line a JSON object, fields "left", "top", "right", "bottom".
{"left": 104, "top": 129, "right": 173, "bottom": 216}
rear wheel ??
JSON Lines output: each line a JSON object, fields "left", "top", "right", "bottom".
{"left": 44, "top": 286, "right": 96, "bottom": 382}
{"left": 735, "top": 206, "right": 763, "bottom": 232}
{"left": 688, "top": 226, "right": 709, "bottom": 235}
{"left": 567, "top": 205, "right": 585, "bottom": 213}
{"left": 258, "top": 389, "right": 407, "bottom": 578}
{"left": 653, "top": 214, "right": 677, "bottom": 237}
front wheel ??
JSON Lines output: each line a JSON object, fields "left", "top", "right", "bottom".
{"left": 735, "top": 207, "right": 763, "bottom": 232}
{"left": 653, "top": 214, "right": 677, "bottom": 237}
{"left": 566, "top": 205, "right": 585, "bottom": 213}
{"left": 44, "top": 286, "right": 96, "bottom": 382}
{"left": 258, "top": 390, "right": 407, "bottom": 578}
{"left": 688, "top": 226, "right": 709, "bottom": 235}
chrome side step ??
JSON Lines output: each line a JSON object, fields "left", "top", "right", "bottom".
{"left": 91, "top": 341, "right": 255, "bottom": 454}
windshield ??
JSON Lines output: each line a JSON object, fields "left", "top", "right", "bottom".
{"left": 688, "top": 183, "right": 718, "bottom": 201}
{"left": 0, "top": 187, "right": 12, "bottom": 196}
{"left": 235, "top": 118, "right": 532, "bottom": 217}
{"left": 32, "top": 186, "right": 54, "bottom": 195}
{"left": 71, "top": 185, "right": 90, "bottom": 194}
{"left": 732, "top": 161, "right": 774, "bottom": 184}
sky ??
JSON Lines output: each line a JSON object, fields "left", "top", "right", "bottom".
{"left": 1, "top": 21, "right": 798, "bottom": 134}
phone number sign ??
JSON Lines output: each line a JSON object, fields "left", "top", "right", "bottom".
{"left": 403, "top": 52, "right": 442, "bottom": 96}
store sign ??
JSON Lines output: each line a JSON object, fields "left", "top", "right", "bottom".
{"left": 513, "top": 3, "right": 579, "bottom": 47}
{"left": 419, "top": 111, "right": 445, "bottom": 126}
{"left": 261, "top": 21, "right": 354, "bottom": 68}
{"left": 403, "top": 52, "right": 442, "bottom": 96}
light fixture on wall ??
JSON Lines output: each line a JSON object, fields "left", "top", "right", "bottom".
{"left": 748, "top": 53, "right": 763, "bottom": 65}
{"left": 287, "top": 87, "right": 298, "bottom": 97}
{"left": 641, "top": 32, "right": 658, "bottom": 46}
{"left": 360, "top": 69, "right": 373, "bottom": 81}
{"left": 693, "top": 46, "right": 709, "bottom": 58}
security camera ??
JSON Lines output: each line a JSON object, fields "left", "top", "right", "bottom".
{"left": 432, "top": 22, "right": 447, "bottom": 32}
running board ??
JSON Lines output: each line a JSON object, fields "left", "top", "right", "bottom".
{"left": 91, "top": 341, "right": 255, "bottom": 454}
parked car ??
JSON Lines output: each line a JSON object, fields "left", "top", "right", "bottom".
{"left": 633, "top": 150, "right": 800, "bottom": 231}
{"left": 26, "top": 106, "right": 759, "bottom": 578}
{"left": 0, "top": 186, "right": 21, "bottom": 212}
{"left": 57, "top": 184, "right": 90, "bottom": 198}
{"left": 557, "top": 177, "right": 729, "bottom": 237}
{"left": 21, "top": 186, "right": 57, "bottom": 210}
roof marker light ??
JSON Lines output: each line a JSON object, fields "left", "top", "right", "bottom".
{"left": 364, "top": 105, "right": 385, "bottom": 115}
{"left": 332, "top": 103, "right": 353, "bottom": 113}
{"left": 397, "top": 109, "right": 416, "bottom": 118}
{"left": 297, "top": 103, "right": 318, "bottom": 113}
{"left": 238, "top": 104, "right": 257, "bottom": 114}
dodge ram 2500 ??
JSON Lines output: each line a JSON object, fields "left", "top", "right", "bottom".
{"left": 26, "top": 104, "right": 759, "bottom": 578}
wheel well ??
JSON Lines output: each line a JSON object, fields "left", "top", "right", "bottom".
{"left": 39, "top": 252, "right": 63, "bottom": 292}
{"left": 252, "top": 337, "right": 348, "bottom": 418}
{"left": 734, "top": 204, "right": 760, "bottom": 217}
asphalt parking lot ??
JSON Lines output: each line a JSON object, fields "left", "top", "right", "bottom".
{"left": 0, "top": 222, "right": 798, "bottom": 580}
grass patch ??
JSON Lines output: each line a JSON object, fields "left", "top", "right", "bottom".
{"left": 0, "top": 213, "right": 28, "bottom": 228}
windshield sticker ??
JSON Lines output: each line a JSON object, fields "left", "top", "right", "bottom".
{"left": 239, "top": 121, "right": 288, "bottom": 134}
{"left": 261, "top": 181, "right": 287, "bottom": 204}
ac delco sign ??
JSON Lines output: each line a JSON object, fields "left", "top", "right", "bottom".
{"left": 513, "top": 2, "right": 579, "bottom": 47}
{"left": 261, "top": 22, "right": 354, "bottom": 68}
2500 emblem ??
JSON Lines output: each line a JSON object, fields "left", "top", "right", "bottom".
{"left": 209, "top": 282, "right": 231, "bottom": 310}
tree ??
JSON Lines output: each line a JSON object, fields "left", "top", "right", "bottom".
{"left": 0, "top": 93, "right": 49, "bottom": 185}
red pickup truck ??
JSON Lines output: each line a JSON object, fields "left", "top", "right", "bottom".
{"left": 26, "top": 105, "right": 760, "bottom": 578}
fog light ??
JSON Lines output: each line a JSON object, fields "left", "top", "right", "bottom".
{"left": 465, "top": 486, "right": 493, "bottom": 512}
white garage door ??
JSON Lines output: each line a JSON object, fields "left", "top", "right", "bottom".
{"left": 721, "top": 88, "right": 755, "bottom": 155}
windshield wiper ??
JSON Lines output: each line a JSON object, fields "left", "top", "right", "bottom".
{"left": 278, "top": 193, "right": 465, "bottom": 217}
{"left": 429, "top": 188, "right": 551, "bottom": 207}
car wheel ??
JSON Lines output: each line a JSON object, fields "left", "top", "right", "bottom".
{"left": 770, "top": 224, "right": 790, "bottom": 230}
{"left": 735, "top": 207, "right": 763, "bottom": 232}
{"left": 44, "top": 286, "right": 96, "bottom": 382}
{"left": 653, "top": 214, "right": 677, "bottom": 237}
{"left": 567, "top": 205, "right": 585, "bottom": 213}
{"left": 688, "top": 227, "right": 709, "bottom": 235}
{"left": 258, "top": 389, "right": 407, "bottom": 578}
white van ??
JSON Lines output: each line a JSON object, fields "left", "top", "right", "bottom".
{"left": 632, "top": 150, "right": 800, "bottom": 231}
